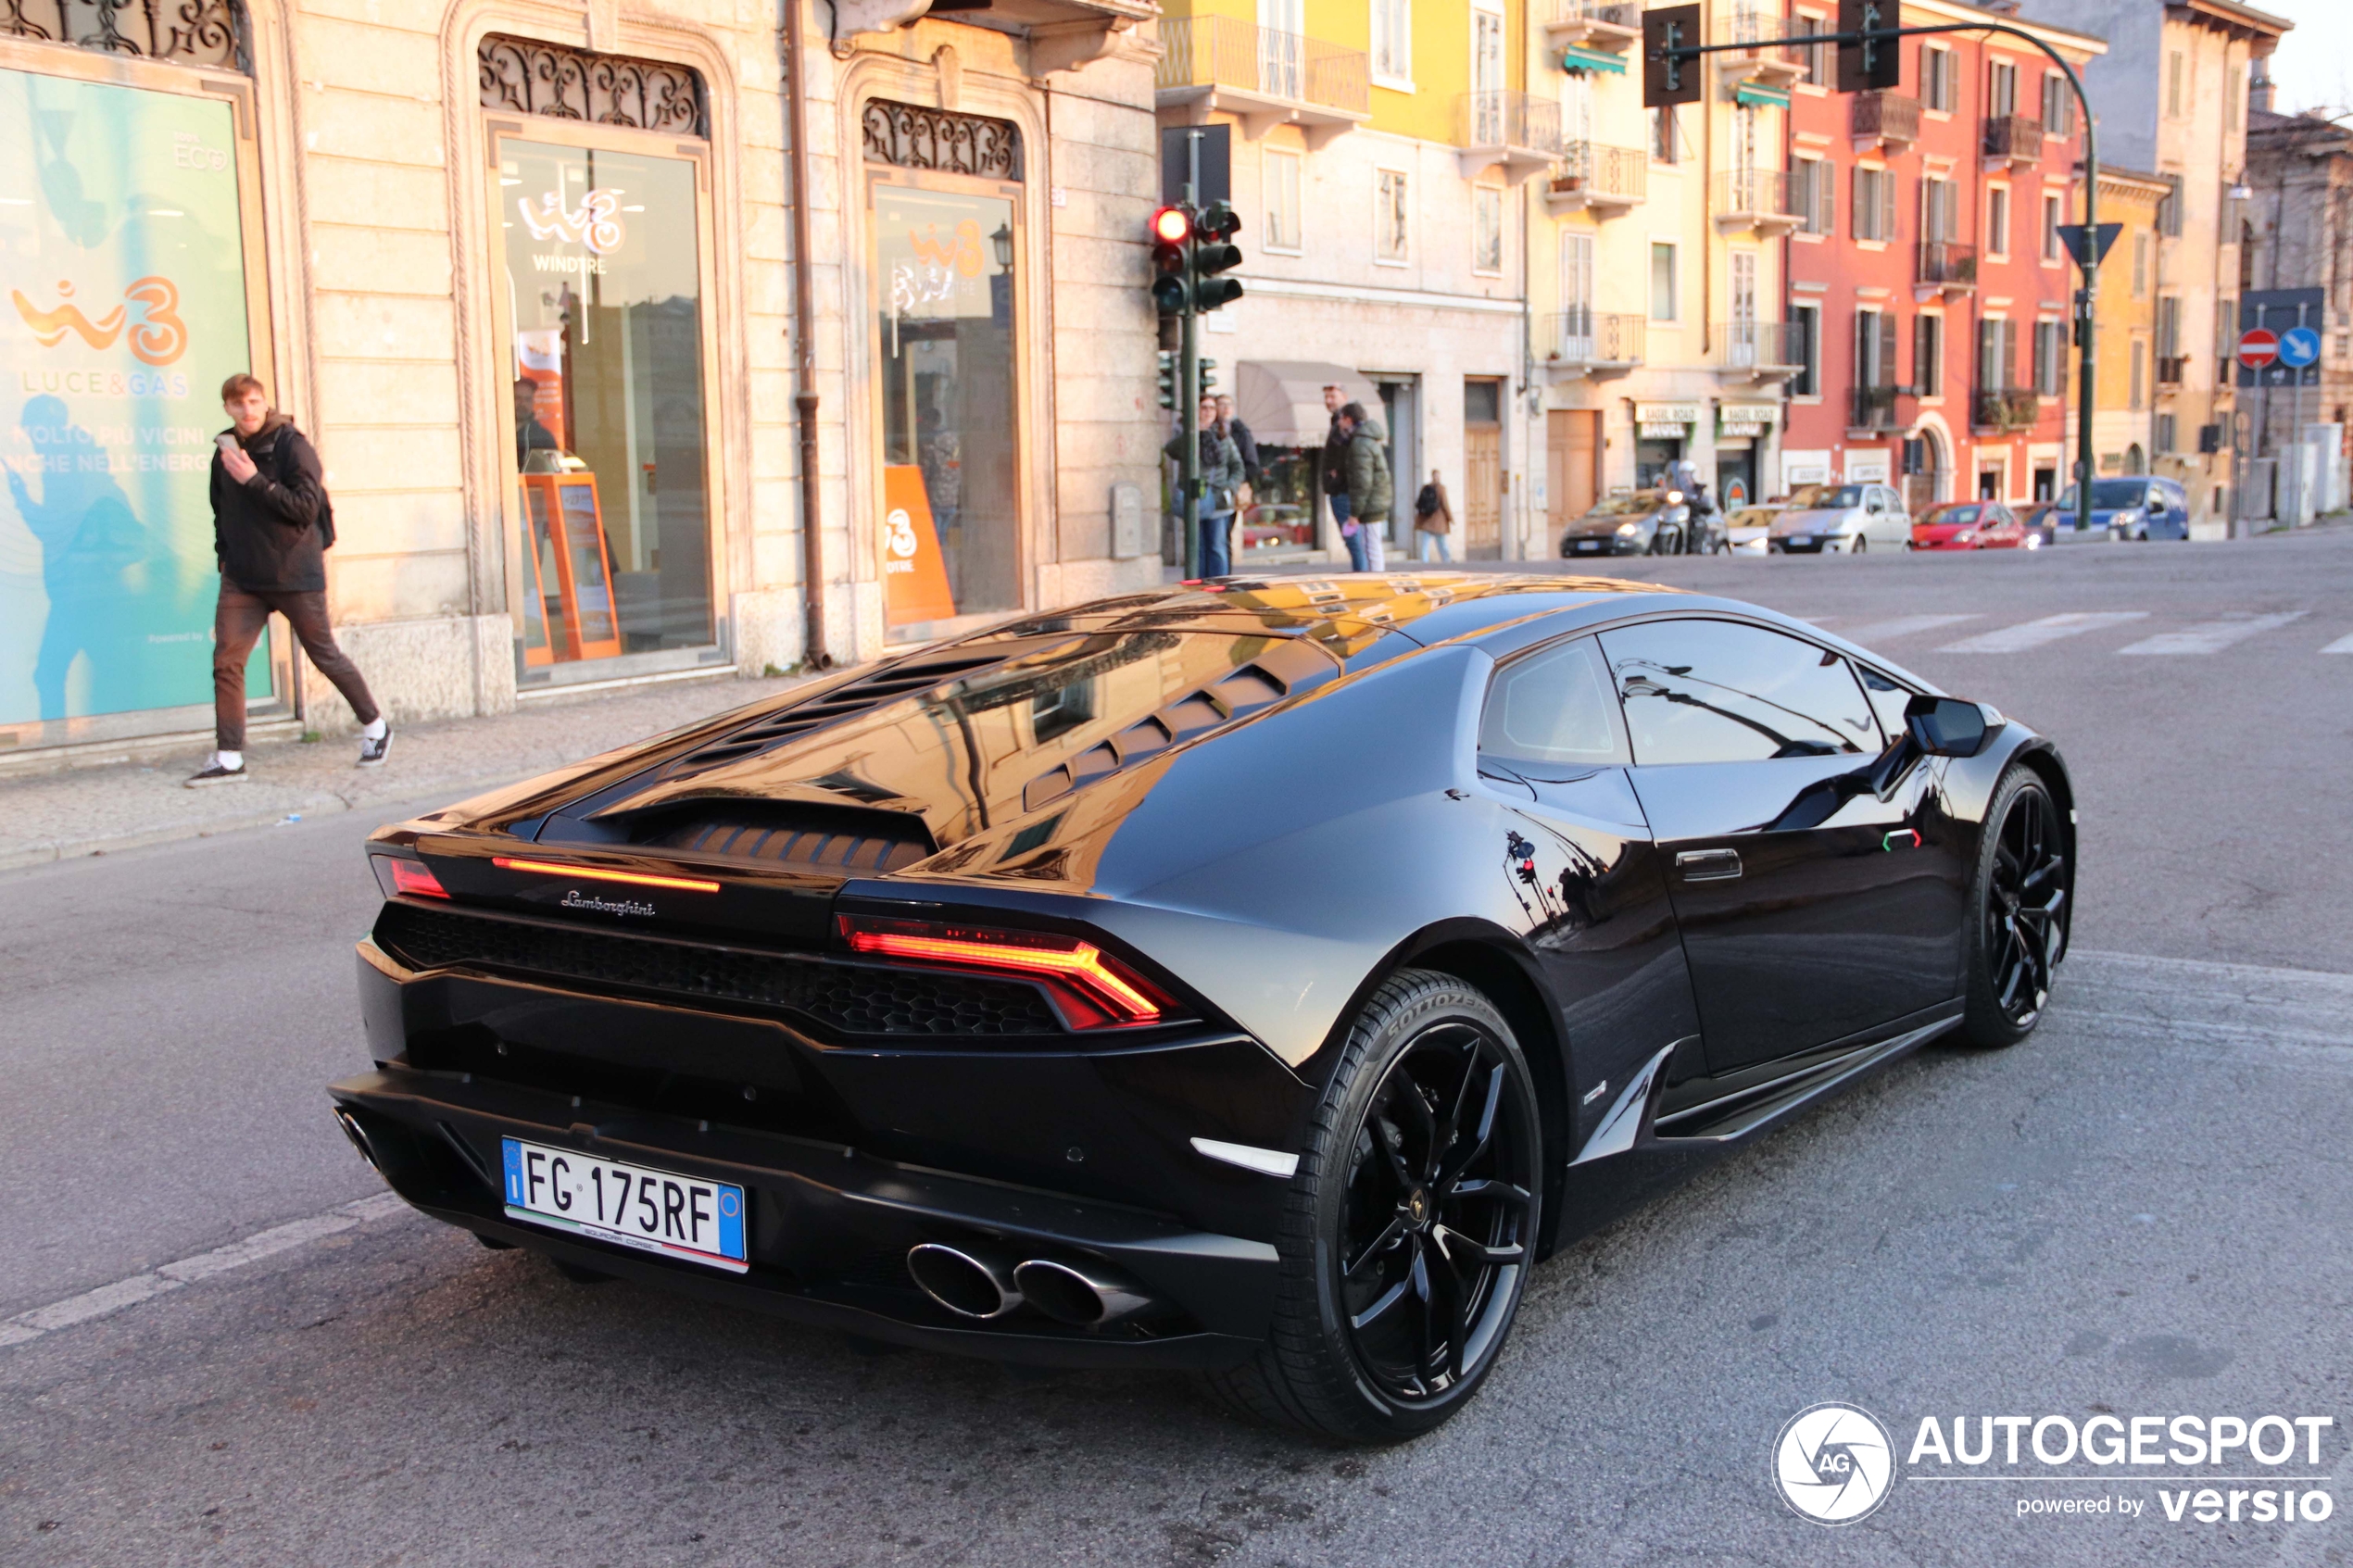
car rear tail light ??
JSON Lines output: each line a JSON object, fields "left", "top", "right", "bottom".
{"left": 837, "top": 914, "right": 1170, "bottom": 1029}
{"left": 372, "top": 856, "right": 448, "bottom": 900}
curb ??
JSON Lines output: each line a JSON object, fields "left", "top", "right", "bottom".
{"left": 0, "top": 768, "right": 532, "bottom": 873}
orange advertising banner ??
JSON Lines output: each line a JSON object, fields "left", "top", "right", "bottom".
{"left": 882, "top": 465, "right": 958, "bottom": 626}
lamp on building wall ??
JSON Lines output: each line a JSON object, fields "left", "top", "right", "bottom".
{"left": 991, "top": 223, "right": 1013, "bottom": 270}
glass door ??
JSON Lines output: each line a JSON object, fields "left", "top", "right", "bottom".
{"left": 494, "top": 132, "right": 716, "bottom": 665}
{"left": 1561, "top": 233, "right": 1596, "bottom": 359}
{"left": 873, "top": 178, "right": 1024, "bottom": 635}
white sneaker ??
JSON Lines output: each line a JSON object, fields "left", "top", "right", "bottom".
{"left": 185, "top": 755, "right": 249, "bottom": 787}
{"left": 357, "top": 726, "right": 393, "bottom": 768}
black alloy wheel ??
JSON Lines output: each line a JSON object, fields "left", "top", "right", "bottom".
{"left": 1960, "top": 769, "right": 2069, "bottom": 1046}
{"left": 1204, "top": 971, "right": 1541, "bottom": 1443}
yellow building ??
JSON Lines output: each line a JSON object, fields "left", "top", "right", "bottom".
{"left": 1154, "top": 0, "right": 1541, "bottom": 561}
{"left": 1526, "top": 0, "right": 1801, "bottom": 547}
{"left": 2090, "top": 168, "right": 2171, "bottom": 480}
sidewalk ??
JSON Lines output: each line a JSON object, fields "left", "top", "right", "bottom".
{"left": 0, "top": 671, "right": 810, "bottom": 872}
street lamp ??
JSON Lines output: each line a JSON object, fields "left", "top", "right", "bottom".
{"left": 990, "top": 222, "right": 1013, "bottom": 270}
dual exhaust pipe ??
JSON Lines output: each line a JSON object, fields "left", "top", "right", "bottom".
{"left": 906, "top": 1241, "right": 1162, "bottom": 1328}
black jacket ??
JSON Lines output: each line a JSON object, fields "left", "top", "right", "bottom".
{"left": 1320, "top": 411, "right": 1351, "bottom": 496}
{"left": 1222, "top": 417, "right": 1262, "bottom": 486}
{"left": 211, "top": 416, "right": 327, "bottom": 593}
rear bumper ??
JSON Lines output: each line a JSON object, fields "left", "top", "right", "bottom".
{"left": 333, "top": 927, "right": 1319, "bottom": 1367}
{"left": 1561, "top": 536, "right": 1642, "bottom": 558}
{"left": 332, "top": 1067, "right": 1276, "bottom": 1368}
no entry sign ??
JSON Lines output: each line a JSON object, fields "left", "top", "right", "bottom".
{"left": 2236, "top": 328, "right": 2281, "bottom": 370}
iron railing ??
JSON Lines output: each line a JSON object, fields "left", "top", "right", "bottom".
{"left": 1552, "top": 0, "right": 1642, "bottom": 29}
{"left": 1717, "top": 320, "right": 1806, "bottom": 370}
{"left": 1973, "top": 388, "right": 2041, "bottom": 431}
{"left": 1461, "top": 90, "right": 1562, "bottom": 154}
{"left": 1538, "top": 310, "right": 1645, "bottom": 367}
{"left": 1850, "top": 384, "right": 1912, "bottom": 431}
{"left": 2157, "top": 355, "right": 2190, "bottom": 386}
{"left": 1553, "top": 141, "right": 1648, "bottom": 203}
{"left": 1983, "top": 115, "right": 2045, "bottom": 163}
{"left": 1155, "top": 16, "right": 1369, "bottom": 116}
{"left": 1917, "top": 241, "right": 1979, "bottom": 289}
{"left": 1851, "top": 91, "right": 1921, "bottom": 144}
{"left": 1712, "top": 169, "right": 1798, "bottom": 220}
{"left": 2, "top": 0, "right": 246, "bottom": 69}
{"left": 1717, "top": 12, "right": 1801, "bottom": 71}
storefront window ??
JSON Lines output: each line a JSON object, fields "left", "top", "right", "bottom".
{"left": 874, "top": 182, "right": 1021, "bottom": 633}
{"left": 498, "top": 137, "right": 711, "bottom": 664}
{"left": 0, "top": 68, "right": 270, "bottom": 740}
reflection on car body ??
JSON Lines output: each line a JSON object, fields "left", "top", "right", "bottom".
{"left": 331, "top": 572, "right": 2073, "bottom": 1443}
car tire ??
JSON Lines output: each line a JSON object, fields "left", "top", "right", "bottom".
{"left": 1645, "top": 531, "right": 1667, "bottom": 557}
{"left": 1201, "top": 970, "right": 1542, "bottom": 1445}
{"left": 1958, "top": 767, "right": 2069, "bottom": 1048}
{"left": 1848, "top": 533, "right": 1868, "bottom": 555}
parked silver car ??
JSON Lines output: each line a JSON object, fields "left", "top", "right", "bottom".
{"left": 1768, "top": 483, "right": 1912, "bottom": 554}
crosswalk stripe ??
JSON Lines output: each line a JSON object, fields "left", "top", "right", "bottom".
{"left": 1842, "top": 613, "right": 1982, "bottom": 644}
{"left": 2118, "top": 611, "right": 2308, "bottom": 656}
{"left": 2323, "top": 633, "right": 2353, "bottom": 655}
{"left": 1936, "top": 611, "right": 2149, "bottom": 653}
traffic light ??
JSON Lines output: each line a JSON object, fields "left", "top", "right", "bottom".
{"left": 1200, "top": 358, "right": 1217, "bottom": 395}
{"left": 1835, "top": 0, "right": 1901, "bottom": 92}
{"left": 1157, "top": 350, "right": 1179, "bottom": 409}
{"left": 1150, "top": 204, "right": 1191, "bottom": 319}
{"left": 1642, "top": 4, "right": 1701, "bottom": 107}
{"left": 1191, "top": 202, "right": 1244, "bottom": 312}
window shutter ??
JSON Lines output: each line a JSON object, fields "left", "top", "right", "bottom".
{"left": 1856, "top": 310, "right": 1872, "bottom": 387}
{"left": 1881, "top": 174, "right": 1898, "bottom": 245}
{"left": 1880, "top": 312, "right": 1900, "bottom": 391}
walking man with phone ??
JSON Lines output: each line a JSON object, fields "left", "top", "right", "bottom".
{"left": 186, "top": 373, "right": 388, "bottom": 784}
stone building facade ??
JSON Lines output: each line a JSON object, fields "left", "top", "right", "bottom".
{"left": 0, "top": 0, "right": 1164, "bottom": 767}
{"left": 2243, "top": 94, "right": 2353, "bottom": 498}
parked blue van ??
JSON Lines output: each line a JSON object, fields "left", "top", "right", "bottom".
{"left": 2057, "top": 477, "right": 2192, "bottom": 541}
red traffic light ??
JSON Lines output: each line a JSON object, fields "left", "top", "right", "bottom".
{"left": 1151, "top": 206, "right": 1192, "bottom": 245}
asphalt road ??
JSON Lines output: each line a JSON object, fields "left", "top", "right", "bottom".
{"left": 2, "top": 530, "right": 2347, "bottom": 1565}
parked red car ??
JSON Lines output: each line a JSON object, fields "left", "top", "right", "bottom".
{"left": 1911, "top": 502, "right": 2036, "bottom": 551}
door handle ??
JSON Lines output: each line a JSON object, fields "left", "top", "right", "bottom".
{"left": 1675, "top": 847, "right": 1742, "bottom": 882}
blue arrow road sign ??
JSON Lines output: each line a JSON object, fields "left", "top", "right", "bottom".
{"left": 2279, "top": 327, "right": 2321, "bottom": 368}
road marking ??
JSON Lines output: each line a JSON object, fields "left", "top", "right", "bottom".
{"left": 0, "top": 1190, "right": 411, "bottom": 1350}
{"left": 1937, "top": 611, "right": 2149, "bottom": 652}
{"left": 2322, "top": 633, "right": 2353, "bottom": 655}
{"left": 1842, "top": 613, "right": 1982, "bottom": 644}
{"left": 2117, "top": 611, "right": 2307, "bottom": 656}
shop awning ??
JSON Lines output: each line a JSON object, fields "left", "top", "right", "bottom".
{"left": 1233, "top": 361, "right": 1384, "bottom": 449}
{"left": 1560, "top": 44, "right": 1628, "bottom": 75}
{"left": 1733, "top": 82, "right": 1791, "bottom": 109}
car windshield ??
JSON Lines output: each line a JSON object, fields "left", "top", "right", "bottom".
{"left": 1918, "top": 504, "right": 1985, "bottom": 525}
{"left": 2057, "top": 480, "right": 2152, "bottom": 509}
{"left": 1584, "top": 494, "right": 1660, "bottom": 517}
{"left": 1786, "top": 484, "right": 1866, "bottom": 509}
{"left": 1730, "top": 508, "right": 1781, "bottom": 527}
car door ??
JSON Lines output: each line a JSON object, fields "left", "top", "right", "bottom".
{"left": 1874, "top": 485, "right": 1910, "bottom": 545}
{"left": 1982, "top": 504, "right": 2021, "bottom": 547}
{"left": 1476, "top": 635, "right": 1705, "bottom": 1115}
{"left": 1596, "top": 617, "right": 1960, "bottom": 1074}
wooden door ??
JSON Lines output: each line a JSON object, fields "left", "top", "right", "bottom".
{"left": 1465, "top": 416, "right": 1503, "bottom": 558}
{"left": 1546, "top": 409, "right": 1598, "bottom": 553}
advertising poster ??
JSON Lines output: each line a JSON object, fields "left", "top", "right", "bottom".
{"left": 0, "top": 68, "right": 265, "bottom": 734}
{"left": 881, "top": 463, "right": 957, "bottom": 625}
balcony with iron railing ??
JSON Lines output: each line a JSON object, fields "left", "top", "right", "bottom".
{"left": 1851, "top": 91, "right": 1920, "bottom": 149}
{"left": 1849, "top": 383, "right": 1916, "bottom": 433}
{"left": 1716, "top": 320, "right": 1806, "bottom": 382}
{"left": 1711, "top": 169, "right": 1804, "bottom": 236}
{"left": 1536, "top": 309, "right": 1645, "bottom": 377}
{"left": 1917, "top": 240, "right": 1978, "bottom": 293}
{"left": 1983, "top": 115, "right": 2045, "bottom": 167}
{"left": 1458, "top": 91, "right": 1562, "bottom": 182}
{"left": 1156, "top": 17, "right": 1370, "bottom": 147}
{"left": 1544, "top": 0, "right": 1642, "bottom": 54}
{"left": 1973, "top": 388, "right": 2041, "bottom": 432}
{"left": 1545, "top": 141, "right": 1646, "bottom": 216}
{"left": 1713, "top": 13, "right": 1806, "bottom": 88}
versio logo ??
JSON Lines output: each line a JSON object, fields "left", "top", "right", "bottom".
{"left": 1774, "top": 1403, "right": 1896, "bottom": 1525}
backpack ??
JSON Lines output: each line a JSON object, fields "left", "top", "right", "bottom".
{"left": 270, "top": 423, "right": 336, "bottom": 548}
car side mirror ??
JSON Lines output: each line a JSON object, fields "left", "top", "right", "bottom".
{"left": 1905, "top": 695, "right": 1994, "bottom": 758}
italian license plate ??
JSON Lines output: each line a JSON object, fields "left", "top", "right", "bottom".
{"left": 1789, "top": 535, "right": 1812, "bottom": 546}
{"left": 501, "top": 1136, "right": 748, "bottom": 1273}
